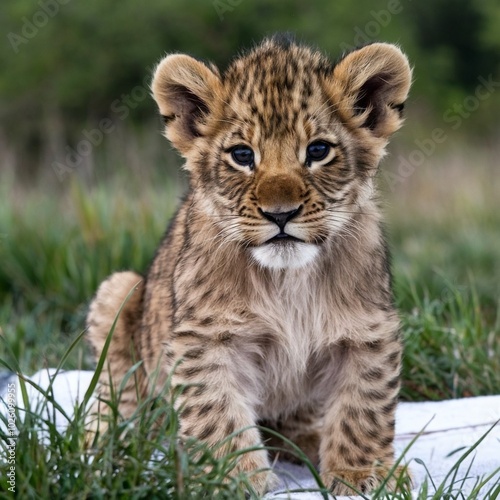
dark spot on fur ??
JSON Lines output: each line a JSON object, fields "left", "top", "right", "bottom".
{"left": 362, "top": 389, "right": 388, "bottom": 401}
{"left": 381, "top": 398, "right": 398, "bottom": 415}
{"left": 165, "top": 349, "right": 175, "bottom": 360}
{"left": 178, "top": 363, "right": 219, "bottom": 378}
{"left": 386, "top": 351, "right": 400, "bottom": 366}
{"left": 226, "top": 419, "right": 236, "bottom": 435}
{"left": 386, "top": 375, "right": 400, "bottom": 390}
{"left": 193, "top": 383, "right": 207, "bottom": 397}
{"left": 341, "top": 420, "right": 356, "bottom": 442}
{"left": 217, "top": 331, "right": 233, "bottom": 343}
{"left": 330, "top": 478, "right": 340, "bottom": 491}
{"left": 173, "top": 330, "right": 205, "bottom": 340}
{"left": 338, "top": 443, "right": 351, "bottom": 459}
{"left": 364, "top": 340, "right": 384, "bottom": 352}
{"left": 198, "top": 422, "right": 218, "bottom": 440}
{"left": 380, "top": 434, "right": 393, "bottom": 448}
{"left": 346, "top": 406, "right": 360, "bottom": 420}
{"left": 364, "top": 409, "right": 377, "bottom": 426}
{"left": 161, "top": 114, "right": 175, "bottom": 125}
{"left": 197, "top": 402, "right": 214, "bottom": 416}
{"left": 361, "top": 367, "right": 384, "bottom": 381}
{"left": 199, "top": 316, "right": 214, "bottom": 326}
{"left": 183, "top": 347, "right": 205, "bottom": 360}
{"left": 181, "top": 405, "right": 195, "bottom": 419}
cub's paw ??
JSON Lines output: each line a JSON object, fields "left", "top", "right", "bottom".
{"left": 232, "top": 450, "right": 279, "bottom": 496}
{"left": 321, "top": 464, "right": 411, "bottom": 495}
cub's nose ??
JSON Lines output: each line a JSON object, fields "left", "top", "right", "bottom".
{"left": 259, "top": 207, "right": 301, "bottom": 232}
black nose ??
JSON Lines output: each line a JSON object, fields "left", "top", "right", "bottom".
{"left": 259, "top": 207, "right": 301, "bottom": 232}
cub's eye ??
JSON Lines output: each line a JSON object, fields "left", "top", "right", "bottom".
{"left": 230, "top": 145, "right": 254, "bottom": 167}
{"left": 306, "top": 141, "right": 330, "bottom": 163}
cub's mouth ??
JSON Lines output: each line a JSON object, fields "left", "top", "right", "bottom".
{"left": 265, "top": 233, "right": 303, "bottom": 245}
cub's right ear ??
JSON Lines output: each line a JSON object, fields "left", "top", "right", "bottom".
{"left": 151, "top": 54, "right": 221, "bottom": 154}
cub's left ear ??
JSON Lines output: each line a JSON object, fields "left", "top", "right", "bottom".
{"left": 328, "top": 43, "right": 412, "bottom": 138}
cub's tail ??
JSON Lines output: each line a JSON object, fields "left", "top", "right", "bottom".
{"left": 86, "top": 271, "right": 146, "bottom": 438}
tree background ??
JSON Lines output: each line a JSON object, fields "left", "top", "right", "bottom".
{"left": 1, "top": 0, "right": 499, "bottom": 184}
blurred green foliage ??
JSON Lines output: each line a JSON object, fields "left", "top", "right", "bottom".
{"left": 1, "top": 0, "right": 499, "bottom": 180}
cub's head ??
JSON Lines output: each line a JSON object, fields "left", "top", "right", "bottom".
{"left": 152, "top": 36, "right": 411, "bottom": 270}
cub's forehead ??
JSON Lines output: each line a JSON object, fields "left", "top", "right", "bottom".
{"left": 219, "top": 40, "right": 335, "bottom": 137}
{"left": 224, "top": 39, "right": 332, "bottom": 87}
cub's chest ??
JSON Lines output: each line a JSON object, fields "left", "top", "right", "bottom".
{"left": 247, "top": 272, "right": 340, "bottom": 358}
{"left": 254, "top": 317, "right": 343, "bottom": 419}
{"left": 247, "top": 286, "right": 337, "bottom": 397}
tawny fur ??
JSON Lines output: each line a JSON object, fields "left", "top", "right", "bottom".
{"left": 87, "top": 36, "right": 412, "bottom": 495}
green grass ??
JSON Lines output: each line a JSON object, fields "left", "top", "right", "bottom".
{"left": 0, "top": 177, "right": 178, "bottom": 371}
{"left": 0, "top": 353, "right": 260, "bottom": 498}
{"left": 0, "top": 336, "right": 498, "bottom": 499}
{"left": 0, "top": 146, "right": 499, "bottom": 497}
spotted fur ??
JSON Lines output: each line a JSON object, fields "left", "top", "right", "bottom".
{"left": 87, "top": 36, "right": 412, "bottom": 495}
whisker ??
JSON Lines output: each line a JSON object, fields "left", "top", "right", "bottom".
{"left": 325, "top": 209, "right": 374, "bottom": 216}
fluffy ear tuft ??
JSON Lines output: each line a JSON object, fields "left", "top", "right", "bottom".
{"left": 151, "top": 54, "right": 221, "bottom": 154}
{"left": 329, "top": 43, "right": 412, "bottom": 138}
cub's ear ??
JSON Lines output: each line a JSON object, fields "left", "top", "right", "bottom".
{"left": 151, "top": 54, "right": 221, "bottom": 154}
{"left": 328, "top": 43, "right": 412, "bottom": 138}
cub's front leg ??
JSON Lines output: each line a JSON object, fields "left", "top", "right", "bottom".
{"left": 168, "top": 327, "right": 277, "bottom": 495}
{"left": 320, "top": 328, "right": 406, "bottom": 495}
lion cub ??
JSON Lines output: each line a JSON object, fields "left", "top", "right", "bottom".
{"left": 87, "top": 36, "right": 412, "bottom": 495}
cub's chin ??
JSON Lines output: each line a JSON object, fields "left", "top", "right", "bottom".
{"left": 250, "top": 236, "right": 320, "bottom": 270}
